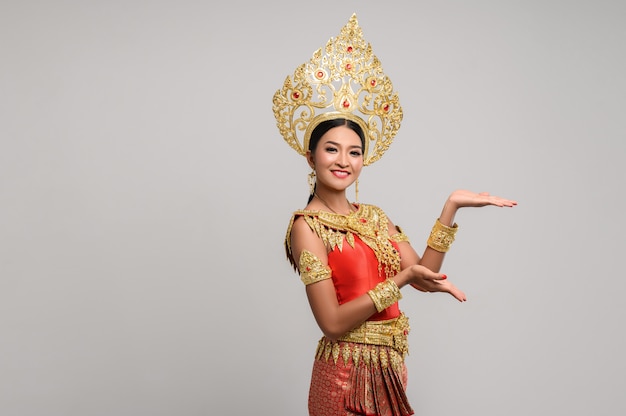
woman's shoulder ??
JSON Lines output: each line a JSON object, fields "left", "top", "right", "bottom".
{"left": 290, "top": 207, "right": 321, "bottom": 218}
{"left": 286, "top": 210, "right": 313, "bottom": 233}
{"left": 284, "top": 208, "right": 325, "bottom": 267}
{"left": 285, "top": 207, "right": 320, "bottom": 234}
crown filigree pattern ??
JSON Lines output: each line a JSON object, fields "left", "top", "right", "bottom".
{"left": 272, "top": 14, "right": 403, "bottom": 165}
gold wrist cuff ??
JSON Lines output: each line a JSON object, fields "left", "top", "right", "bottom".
{"left": 427, "top": 219, "right": 458, "bottom": 252}
{"left": 367, "top": 279, "right": 402, "bottom": 313}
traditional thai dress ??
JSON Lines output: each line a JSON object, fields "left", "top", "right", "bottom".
{"left": 285, "top": 203, "right": 414, "bottom": 416}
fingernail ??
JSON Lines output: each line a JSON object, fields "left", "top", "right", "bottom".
{"left": 441, "top": 274, "right": 447, "bottom": 280}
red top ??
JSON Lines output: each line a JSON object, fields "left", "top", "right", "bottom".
{"left": 328, "top": 234, "right": 401, "bottom": 321}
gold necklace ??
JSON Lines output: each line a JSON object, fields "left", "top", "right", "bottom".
{"left": 314, "top": 192, "right": 353, "bottom": 215}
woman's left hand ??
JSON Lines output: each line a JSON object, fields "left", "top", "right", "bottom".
{"left": 447, "top": 189, "right": 517, "bottom": 209}
{"left": 412, "top": 277, "right": 467, "bottom": 302}
{"left": 431, "top": 279, "right": 466, "bottom": 302}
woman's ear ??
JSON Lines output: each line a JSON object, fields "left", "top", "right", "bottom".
{"left": 306, "top": 150, "right": 315, "bottom": 169}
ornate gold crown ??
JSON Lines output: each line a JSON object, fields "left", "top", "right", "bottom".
{"left": 272, "top": 14, "right": 403, "bottom": 166}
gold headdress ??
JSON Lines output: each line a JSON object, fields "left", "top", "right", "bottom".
{"left": 272, "top": 14, "right": 403, "bottom": 166}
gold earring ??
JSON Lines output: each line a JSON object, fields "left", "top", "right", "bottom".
{"left": 355, "top": 178, "right": 359, "bottom": 202}
{"left": 308, "top": 170, "right": 316, "bottom": 194}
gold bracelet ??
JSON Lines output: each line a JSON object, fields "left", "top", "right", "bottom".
{"left": 427, "top": 219, "right": 458, "bottom": 252}
{"left": 367, "top": 279, "right": 402, "bottom": 313}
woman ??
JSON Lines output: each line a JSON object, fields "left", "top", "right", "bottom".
{"left": 273, "top": 15, "right": 516, "bottom": 415}
{"left": 284, "top": 117, "right": 515, "bottom": 415}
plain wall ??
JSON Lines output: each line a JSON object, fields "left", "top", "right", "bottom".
{"left": 1, "top": 0, "right": 624, "bottom": 415}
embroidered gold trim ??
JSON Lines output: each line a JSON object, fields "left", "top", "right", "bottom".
{"left": 390, "top": 227, "right": 410, "bottom": 244}
{"left": 298, "top": 250, "right": 332, "bottom": 285}
{"left": 315, "top": 314, "right": 410, "bottom": 373}
{"left": 285, "top": 204, "right": 401, "bottom": 279}
{"left": 339, "top": 313, "right": 409, "bottom": 355}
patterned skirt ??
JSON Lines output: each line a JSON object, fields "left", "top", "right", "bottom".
{"left": 308, "top": 316, "right": 414, "bottom": 416}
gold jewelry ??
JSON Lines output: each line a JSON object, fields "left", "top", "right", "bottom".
{"left": 284, "top": 204, "right": 401, "bottom": 280}
{"left": 298, "top": 250, "right": 332, "bottom": 285}
{"left": 426, "top": 219, "right": 458, "bottom": 252}
{"left": 389, "top": 225, "right": 410, "bottom": 244}
{"left": 272, "top": 14, "right": 402, "bottom": 166}
{"left": 308, "top": 170, "right": 316, "bottom": 194}
{"left": 355, "top": 178, "right": 359, "bottom": 202}
{"left": 337, "top": 313, "right": 410, "bottom": 357}
{"left": 367, "top": 279, "right": 402, "bottom": 313}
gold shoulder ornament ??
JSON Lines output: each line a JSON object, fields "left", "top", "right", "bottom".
{"left": 285, "top": 204, "right": 401, "bottom": 280}
{"left": 272, "top": 13, "right": 403, "bottom": 166}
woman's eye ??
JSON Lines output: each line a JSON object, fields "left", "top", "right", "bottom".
{"left": 351, "top": 151, "right": 362, "bottom": 156}
{"left": 325, "top": 147, "right": 337, "bottom": 153}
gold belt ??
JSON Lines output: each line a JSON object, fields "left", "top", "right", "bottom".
{"left": 338, "top": 313, "right": 410, "bottom": 355}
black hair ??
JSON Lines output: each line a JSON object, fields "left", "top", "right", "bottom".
{"left": 307, "top": 118, "right": 366, "bottom": 203}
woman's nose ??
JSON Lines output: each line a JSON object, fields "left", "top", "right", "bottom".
{"left": 336, "top": 152, "right": 348, "bottom": 167}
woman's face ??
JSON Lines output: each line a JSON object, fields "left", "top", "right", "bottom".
{"left": 307, "top": 125, "right": 364, "bottom": 193}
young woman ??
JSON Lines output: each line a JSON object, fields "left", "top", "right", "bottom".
{"left": 284, "top": 117, "right": 516, "bottom": 415}
{"left": 274, "top": 14, "right": 516, "bottom": 415}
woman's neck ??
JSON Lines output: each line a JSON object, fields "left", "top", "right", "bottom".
{"left": 313, "top": 189, "right": 353, "bottom": 215}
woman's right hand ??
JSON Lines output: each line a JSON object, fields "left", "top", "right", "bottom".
{"left": 447, "top": 189, "right": 518, "bottom": 210}
{"left": 403, "top": 264, "right": 467, "bottom": 302}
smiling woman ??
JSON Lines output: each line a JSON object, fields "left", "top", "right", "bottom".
{"left": 305, "top": 119, "right": 365, "bottom": 205}
{"left": 274, "top": 14, "right": 516, "bottom": 416}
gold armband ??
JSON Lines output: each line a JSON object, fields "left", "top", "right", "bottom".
{"left": 427, "top": 219, "right": 458, "bottom": 252}
{"left": 298, "top": 250, "right": 332, "bottom": 286}
{"left": 389, "top": 225, "right": 410, "bottom": 244}
{"left": 367, "top": 279, "right": 402, "bottom": 313}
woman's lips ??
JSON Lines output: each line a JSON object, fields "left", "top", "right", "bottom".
{"left": 332, "top": 170, "right": 349, "bottom": 178}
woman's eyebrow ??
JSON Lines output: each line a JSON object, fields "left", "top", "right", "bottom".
{"left": 324, "top": 140, "right": 361, "bottom": 149}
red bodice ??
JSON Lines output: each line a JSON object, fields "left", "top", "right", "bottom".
{"left": 328, "top": 234, "right": 401, "bottom": 321}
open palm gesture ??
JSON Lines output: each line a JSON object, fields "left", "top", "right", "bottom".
{"left": 448, "top": 189, "right": 517, "bottom": 209}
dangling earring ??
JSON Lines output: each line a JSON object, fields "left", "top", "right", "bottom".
{"left": 308, "top": 170, "right": 316, "bottom": 194}
{"left": 355, "top": 178, "right": 359, "bottom": 202}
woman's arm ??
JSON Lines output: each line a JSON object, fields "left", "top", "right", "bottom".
{"left": 291, "top": 217, "right": 446, "bottom": 341}
{"left": 391, "top": 230, "right": 467, "bottom": 302}
{"left": 421, "top": 190, "right": 517, "bottom": 272}
{"left": 389, "top": 189, "right": 516, "bottom": 300}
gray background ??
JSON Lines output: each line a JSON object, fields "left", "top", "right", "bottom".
{"left": 1, "top": 0, "right": 624, "bottom": 415}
